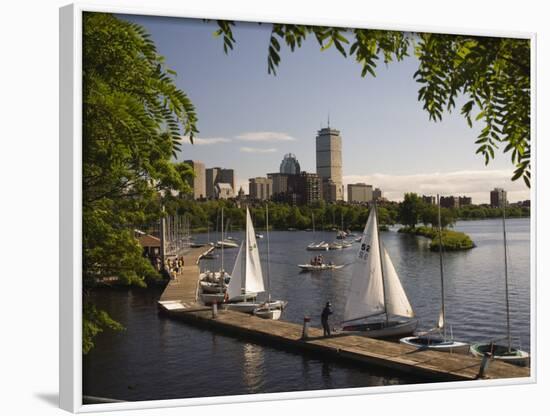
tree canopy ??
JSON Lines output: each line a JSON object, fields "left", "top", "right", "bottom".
{"left": 82, "top": 13, "right": 198, "bottom": 353}
{"left": 213, "top": 22, "right": 531, "bottom": 186}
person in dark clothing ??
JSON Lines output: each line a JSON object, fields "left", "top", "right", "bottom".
{"left": 321, "top": 301, "right": 333, "bottom": 336}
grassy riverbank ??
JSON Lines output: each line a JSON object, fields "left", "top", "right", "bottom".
{"left": 399, "top": 226, "right": 475, "bottom": 251}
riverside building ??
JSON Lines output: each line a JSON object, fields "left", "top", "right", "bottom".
{"left": 183, "top": 160, "right": 206, "bottom": 200}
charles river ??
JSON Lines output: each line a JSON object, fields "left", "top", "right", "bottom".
{"left": 83, "top": 218, "right": 531, "bottom": 401}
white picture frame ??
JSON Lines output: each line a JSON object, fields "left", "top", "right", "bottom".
{"left": 59, "top": 2, "right": 537, "bottom": 413}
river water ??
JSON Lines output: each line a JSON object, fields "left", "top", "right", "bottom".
{"left": 83, "top": 218, "right": 531, "bottom": 401}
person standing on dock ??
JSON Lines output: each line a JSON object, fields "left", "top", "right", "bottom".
{"left": 321, "top": 301, "right": 333, "bottom": 337}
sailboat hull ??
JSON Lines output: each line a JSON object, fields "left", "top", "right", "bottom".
{"left": 400, "top": 336, "right": 470, "bottom": 354}
{"left": 253, "top": 308, "right": 282, "bottom": 320}
{"left": 226, "top": 300, "right": 286, "bottom": 314}
{"left": 199, "top": 293, "right": 226, "bottom": 305}
{"left": 470, "top": 343, "right": 530, "bottom": 367}
{"left": 342, "top": 319, "right": 418, "bottom": 340}
{"left": 307, "top": 244, "right": 329, "bottom": 251}
{"left": 298, "top": 264, "right": 344, "bottom": 271}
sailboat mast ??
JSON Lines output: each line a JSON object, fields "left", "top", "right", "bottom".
{"left": 221, "top": 208, "right": 224, "bottom": 272}
{"left": 374, "top": 202, "right": 389, "bottom": 324}
{"left": 241, "top": 205, "right": 249, "bottom": 302}
{"left": 266, "top": 204, "right": 271, "bottom": 304}
{"left": 437, "top": 194, "right": 446, "bottom": 339}
{"left": 501, "top": 190, "right": 512, "bottom": 352}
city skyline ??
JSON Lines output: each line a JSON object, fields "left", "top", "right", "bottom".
{"left": 119, "top": 14, "right": 531, "bottom": 204}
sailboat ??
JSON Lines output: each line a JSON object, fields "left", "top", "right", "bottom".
{"left": 470, "top": 190, "right": 530, "bottom": 366}
{"left": 341, "top": 204, "right": 417, "bottom": 339}
{"left": 307, "top": 213, "right": 329, "bottom": 251}
{"left": 215, "top": 216, "right": 239, "bottom": 248}
{"left": 225, "top": 207, "right": 286, "bottom": 314}
{"left": 253, "top": 204, "right": 287, "bottom": 320}
{"left": 200, "top": 208, "right": 231, "bottom": 305}
{"left": 336, "top": 211, "right": 347, "bottom": 239}
{"left": 400, "top": 195, "right": 469, "bottom": 353}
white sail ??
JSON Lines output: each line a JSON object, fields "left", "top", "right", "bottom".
{"left": 227, "top": 242, "right": 244, "bottom": 300}
{"left": 437, "top": 308, "right": 444, "bottom": 329}
{"left": 382, "top": 247, "right": 415, "bottom": 318}
{"left": 343, "top": 209, "right": 385, "bottom": 322}
{"left": 245, "top": 208, "right": 265, "bottom": 293}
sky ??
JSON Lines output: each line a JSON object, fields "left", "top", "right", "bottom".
{"left": 118, "top": 13, "right": 530, "bottom": 204}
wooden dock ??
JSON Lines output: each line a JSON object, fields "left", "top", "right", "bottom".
{"left": 157, "top": 246, "right": 530, "bottom": 382}
{"left": 157, "top": 246, "right": 214, "bottom": 311}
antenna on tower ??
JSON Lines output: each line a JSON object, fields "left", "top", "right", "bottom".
{"left": 327, "top": 112, "right": 330, "bottom": 128}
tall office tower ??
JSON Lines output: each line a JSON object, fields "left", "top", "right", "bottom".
{"left": 373, "top": 188, "right": 383, "bottom": 201}
{"left": 249, "top": 177, "right": 273, "bottom": 201}
{"left": 458, "top": 196, "right": 472, "bottom": 206}
{"left": 490, "top": 187, "right": 507, "bottom": 207}
{"left": 347, "top": 183, "right": 373, "bottom": 203}
{"left": 183, "top": 160, "right": 206, "bottom": 200}
{"left": 316, "top": 126, "right": 343, "bottom": 202}
{"left": 279, "top": 153, "right": 301, "bottom": 175}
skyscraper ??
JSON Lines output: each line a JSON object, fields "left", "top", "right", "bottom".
{"left": 183, "top": 160, "right": 206, "bottom": 200}
{"left": 279, "top": 153, "right": 301, "bottom": 175}
{"left": 490, "top": 188, "right": 507, "bottom": 207}
{"left": 316, "top": 126, "right": 343, "bottom": 202}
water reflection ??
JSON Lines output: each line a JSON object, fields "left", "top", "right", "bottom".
{"left": 242, "top": 343, "right": 265, "bottom": 393}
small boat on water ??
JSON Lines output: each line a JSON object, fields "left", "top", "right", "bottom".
{"left": 297, "top": 263, "right": 344, "bottom": 272}
{"left": 215, "top": 239, "right": 239, "bottom": 249}
{"left": 255, "top": 233, "right": 264, "bottom": 239}
{"left": 307, "top": 241, "right": 329, "bottom": 251}
{"left": 336, "top": 230, "right": 347, "bottom": 240}
{"left": 199, "top": 208, "right": 231, "bottom": 304}
{"left": 340, "top": 204, "right": 417, "bottom": 339}
{"left": 469, "top": 191, "right": 530, "bottom": 367}
{"left": 225, "top": 207, "right": 286, "bottom": 319}
{"left": 253, "top": 302, "right": 285, "bottom": 320}
{"left": 399, "top": 195, "right": 469, "bottom": 353}
{"left": 470, "top": 343, "right": 530, "bottom": 366}
{"left": 328, "top": 242, "right": 343, "bottom": 250}
{"left": 400, "top": 334, "right": 470, "bottom": 354}
{"left": 306, "top": 214, "right": 329, "bottom": 251}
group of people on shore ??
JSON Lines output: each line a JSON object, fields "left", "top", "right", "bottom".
{"left": 149, "top": 255, "right": 184, "bottom": 279}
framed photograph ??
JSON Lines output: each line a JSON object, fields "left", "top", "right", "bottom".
{"left": 60, "top": 2, "right": 536, "bottom": 413}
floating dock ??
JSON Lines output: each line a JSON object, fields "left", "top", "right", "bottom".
{"left": 158, "top": 246, "right": 530, "bottom": 382}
